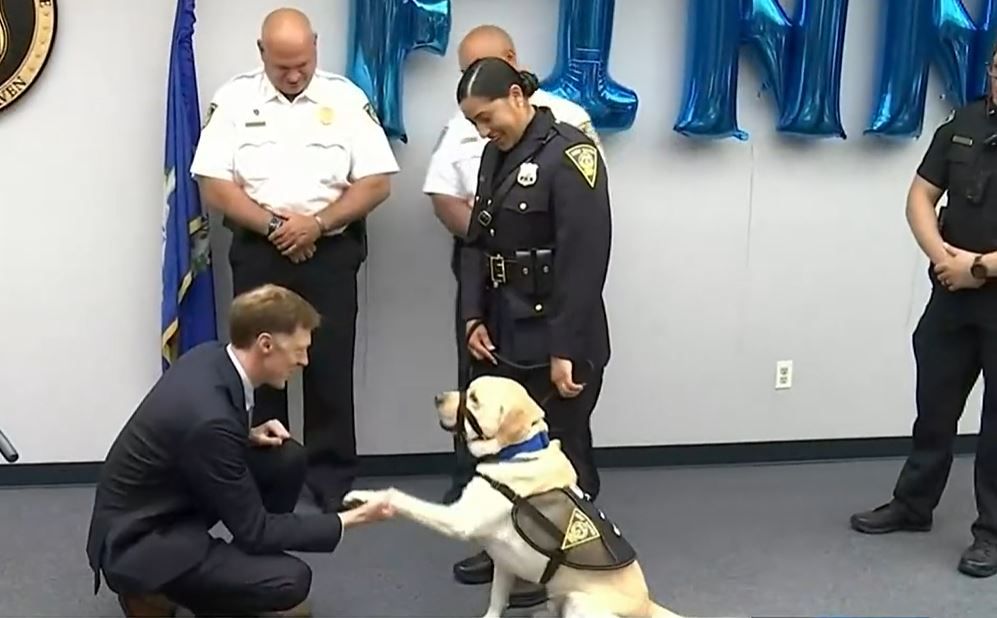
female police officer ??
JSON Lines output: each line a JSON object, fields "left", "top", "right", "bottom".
{"left": 448, "top": 56, "right": 613, "bottom": 604}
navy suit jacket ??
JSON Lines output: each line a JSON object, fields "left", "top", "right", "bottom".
{"left": 85, "top": 342, "right": 342, "bottom": 593}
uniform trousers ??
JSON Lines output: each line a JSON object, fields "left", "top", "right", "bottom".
{"left": 229, "top": 229, "right": 364, "bottom": 506}
{"left": 160, "top": 440, "right": 311, "bottom": 616}
{"left": 893, "top": 285, "right": 997, "bottom": 541}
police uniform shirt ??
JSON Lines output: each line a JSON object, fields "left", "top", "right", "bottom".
{"left": 191, "top": 68, "right": 400, "bottom": 235}
{"left": 422, "top": 89, "right": 601, "bottom": 202}
{"left": 917, "top": 98, "right": 997, "bottom": 254}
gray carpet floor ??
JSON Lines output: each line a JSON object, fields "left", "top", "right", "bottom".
{"left": 0, "top": 456, "right": 991, "bottom": 618}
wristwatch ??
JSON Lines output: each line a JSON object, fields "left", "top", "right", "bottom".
{"left": 971, "top": 254, "right": 988, "bottom": 280}
{"left": 266, "top": 214, "right": 283, "bottom": 236}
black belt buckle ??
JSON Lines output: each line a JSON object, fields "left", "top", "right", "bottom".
{"left": 488, "top": 254, "right": 507, "bottom": 287}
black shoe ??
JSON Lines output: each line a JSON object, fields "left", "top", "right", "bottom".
{"left": 850, "top": 502, "right": 932, "bottom": 534}
{"left": 453, "top": 551, "right": 492, "bottom": 584}
{"left": 507, "top": 579, "right": 547, "bottom": 609}
{"left": 958, "top": 539, "right": 997, "bottom": 578}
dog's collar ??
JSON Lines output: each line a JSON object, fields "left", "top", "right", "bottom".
{"left": 496, "top": 431, "right": 550, "bottom": 461}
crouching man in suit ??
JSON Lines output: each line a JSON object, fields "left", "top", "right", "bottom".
{"left": 85, "top": 284, "right": 394, "bottom": 617}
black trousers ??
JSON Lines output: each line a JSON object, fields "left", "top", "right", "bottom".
{"left": 230, "top": 230, "right": 364, "bottom": 505}
{"left": 161, "top": 440, "right": 311, "bottom": 616}
{"left": 893, "top": 287, "right": 997, "bottom": 541}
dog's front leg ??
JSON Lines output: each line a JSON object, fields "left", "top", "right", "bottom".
{"left": 482, "top": 564, "right": 514, "bottom": 618}
{"left": 386, "top": 489, "right": 482, "bottom": 541}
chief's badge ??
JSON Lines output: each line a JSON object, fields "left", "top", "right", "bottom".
{"left": 318, "top": 106, "right": 334, "bottom": 125}
{"left": 565, "top": 144, "right": 598, "bottom": 189}
{"left": 561, "top": 507, "right": 601, "bottom": 550}
{"left": 517, "top": 162, "right": 538, "bottom": 186}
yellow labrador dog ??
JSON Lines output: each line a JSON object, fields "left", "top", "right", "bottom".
{"left": 345, "top": 376, "right": 684, "bottom": 618}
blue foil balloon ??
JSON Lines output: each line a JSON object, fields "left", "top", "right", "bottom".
{"left": 970, "top": 0, "right": 997, "bottom": 100}
{"left": 866, "top": 0, "right": 976, "bottom": 138}
{"left": 539, "top": 0, "right": 638, "bottom": 132}
{"left": 674, "top": 0, "right": 746, "bottom": 140}
{"left": 776, "top": 0, "right": 849, "bottom": 137}
{"left": 674, "top": 0, "right": 850, "bottom": 140}
{"left": 346, "top": 0, "right": 451, "bottom": 142}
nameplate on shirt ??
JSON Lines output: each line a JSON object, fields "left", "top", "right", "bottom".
{"left": 245, "top": 120, "right": 266, "bottom": 128}
{"left": 952, "top": 135, "right": 973, "bottom": 146}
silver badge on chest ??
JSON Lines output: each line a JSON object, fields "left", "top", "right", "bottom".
{"left": 517, "top": 162, "right": 538, "bottom": 186}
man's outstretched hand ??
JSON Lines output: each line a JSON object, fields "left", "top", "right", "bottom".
{"left": 338, "top": 491, "right": 396, "bottom": 528}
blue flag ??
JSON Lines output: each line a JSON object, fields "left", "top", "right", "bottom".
{"left": 161, "top": 0, "right": 217, "bottom": 371}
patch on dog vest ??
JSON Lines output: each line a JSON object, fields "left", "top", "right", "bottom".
{"left": 510, "top": 485, "right": 636, "bottom": 572}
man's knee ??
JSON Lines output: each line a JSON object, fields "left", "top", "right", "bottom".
{"left": 270, "top": 557, "right": 311, "bottom": 611}
{"left": 273, "top": 439, "right": 307, "bottom": 479}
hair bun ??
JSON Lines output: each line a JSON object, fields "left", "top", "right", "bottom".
{"left": 519, "top": 70, "right": 540, "bottom": 97}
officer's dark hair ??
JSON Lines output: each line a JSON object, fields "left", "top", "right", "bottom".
{"left": 456, "top": 57, "right": 540, "bottom": 103}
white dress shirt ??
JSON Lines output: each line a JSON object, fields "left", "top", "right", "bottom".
{"left": 225, "top": 344, "right": 254, "bottom": 417}
{"left": 192, "top": 68, "right": 400, "bottom": 235}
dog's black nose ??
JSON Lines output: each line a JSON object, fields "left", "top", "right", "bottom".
{"left": 434, "top": 393, "right": 444, "bottom": 406}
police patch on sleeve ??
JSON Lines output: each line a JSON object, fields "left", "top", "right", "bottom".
{"left": 364, "top": 102, "right": 381, "bottom": 127}
{"left": 432, "top": 125, "right": 448, "bottom": 154}
{"left": 565, "top": 144, "right": 598, "bottom": 189}
{"left": 202, "top": 102, "right": 217, "bottom": 128}
{"left": 579, "top": 120, "right": 601, "bottom": 147}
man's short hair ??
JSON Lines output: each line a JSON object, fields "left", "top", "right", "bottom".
{"left": 229, "top": 284, "right": 321, "bottom": 348}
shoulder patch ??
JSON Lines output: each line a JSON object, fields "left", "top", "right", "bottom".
{"left": 432, "top": 125, "right": 448, "bottom": 154}
{"left": 202, "top": 102, "right": 217, "bottom": 128}
{"left": 578, "top": 120, "right": 600, "bottom": 145}
{"left": 564, "top": 144, "right": 598, "bottom": 189}
{"left": 364, "top": 102, "right": 381, "bottom": 127}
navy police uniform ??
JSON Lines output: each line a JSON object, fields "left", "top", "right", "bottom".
{"left": 873, "top": 98, "right": 997, "bottom": 550}
{"left": 458, "top": 105, "right": 612, "bottom": 500}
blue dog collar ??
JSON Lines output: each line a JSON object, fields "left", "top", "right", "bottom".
{"left": 497, "top": 431, "right": 550, "bottom": 461}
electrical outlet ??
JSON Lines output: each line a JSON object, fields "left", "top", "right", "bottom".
{"left": 775, "top": 360, "right": 793, "bottom": 390}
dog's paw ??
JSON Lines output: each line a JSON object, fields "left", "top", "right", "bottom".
{"left": 342, "top": 489, "right": 382, "bottom": 509}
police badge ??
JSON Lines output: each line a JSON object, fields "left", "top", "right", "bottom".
{"left": 517, "top": 162, "right": 538, "bottom": 186}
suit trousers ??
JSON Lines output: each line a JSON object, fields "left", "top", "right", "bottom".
{"left": 229, "top": 230, "right": 364, "bottom": 506}
{"left": 160, "top": 440, "right": 312, "bottom": 616}
{"left": 893, "top": 287, "right": 997, "bottom": 542}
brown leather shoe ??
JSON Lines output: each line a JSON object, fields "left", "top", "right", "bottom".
{"left": 117, "top": 594, "right": 177, "bottom": 617}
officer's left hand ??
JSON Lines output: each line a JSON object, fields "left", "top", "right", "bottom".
{"left": 268, "top": 208, "right": 322, "bottom": 256}
{"left": 936, "top": 243, "right": 985, "bottom": 291}
{"left": 551, "top": 356, "right": 584, "bottom": 399}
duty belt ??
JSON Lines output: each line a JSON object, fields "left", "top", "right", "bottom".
{"left": 488, "top": 249, "right": 554, "bottom": 297}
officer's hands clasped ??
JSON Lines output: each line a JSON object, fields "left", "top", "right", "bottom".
{"left": 268, "top": 208, "right": 322, "bottom": 262}
{"left": 936, "top": 243, "right": 985, "bottom": 292}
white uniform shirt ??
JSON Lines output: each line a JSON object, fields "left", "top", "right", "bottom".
{"left": 422, "top": 89, "right": 601, "bottom": 201}
{"left": 225, "top": 344, "right": 254, "bottom": 416}
{"left": 191, "top": 68, "right": 400, "bottom": 235}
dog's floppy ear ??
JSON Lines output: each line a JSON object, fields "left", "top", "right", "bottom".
{"left": 494, "top": 389, "right": 542, "bottom": 447}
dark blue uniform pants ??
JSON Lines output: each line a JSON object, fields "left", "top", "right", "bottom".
{"left": 893, "top": 287, "right": 997, "bottom": 541}
{"left": 229, "top": 230, "right": 364, "bottom": 507}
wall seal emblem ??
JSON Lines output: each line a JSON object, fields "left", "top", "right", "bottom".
{"left": 0, "top": 0, "right": 57, "bottom": 113}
